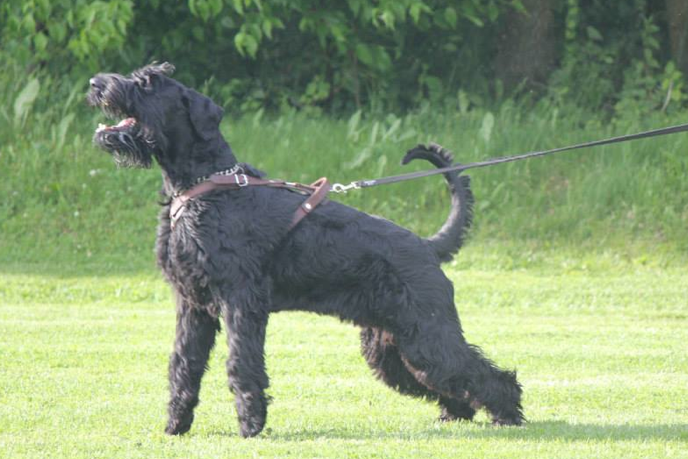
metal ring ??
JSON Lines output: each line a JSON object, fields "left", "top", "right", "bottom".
{"left": 234, "top": 174, "right": 249, "bottom": 187}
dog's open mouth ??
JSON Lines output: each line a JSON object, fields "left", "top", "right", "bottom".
{"left": 96, "top": 117, "right": 137, "bottom": 134}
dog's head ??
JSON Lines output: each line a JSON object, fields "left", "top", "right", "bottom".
{"left": 87, "top": 63, "right": 224, "bottom": 169}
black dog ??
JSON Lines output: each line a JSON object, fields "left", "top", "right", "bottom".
{"left": 87, "top": 63, "right": 523, "bottom": 437}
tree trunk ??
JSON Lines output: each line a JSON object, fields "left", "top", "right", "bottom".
{"left": 666, "top": 0, "right": 688, "bottom": 77}
{"left": 495, "top": 0, "right": 557, "bottom": 93}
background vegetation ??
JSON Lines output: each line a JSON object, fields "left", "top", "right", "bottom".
{"left": 2, "top": 0, "right": 688, "bottom": 267}
{"left": 3, "top": 0, "right": 688, "bottom": 113}
{"left": 1, "top": 2, "right": 687, "bottom": 458}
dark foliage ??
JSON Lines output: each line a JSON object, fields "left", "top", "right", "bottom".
{"left": 5, "top": 1, "right": 686, "bottom": 113}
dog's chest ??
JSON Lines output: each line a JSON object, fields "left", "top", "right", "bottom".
{"left": 156, "top": 222, "right": 216, "bottom": 309}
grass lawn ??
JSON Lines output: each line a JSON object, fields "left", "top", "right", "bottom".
{"left": 3, "top": 71, "right": 688, "bottom": 458}
{"left": 1, "top": 256, "right": 686, "bottom": 458}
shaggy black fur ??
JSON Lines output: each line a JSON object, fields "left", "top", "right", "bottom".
{"left": 87, "top": 63, "right": 524, "bottom": 437}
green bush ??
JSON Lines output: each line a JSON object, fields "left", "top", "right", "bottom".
{"left": 2, "top": 0, "right": 684, "bottom": 114}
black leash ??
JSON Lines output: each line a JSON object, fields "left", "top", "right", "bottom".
{"left": 331, "top": 122, "right": 688, "bottom": 193}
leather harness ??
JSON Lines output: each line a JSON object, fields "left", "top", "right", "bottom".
{"left": 169, "top": 171, "right": 330, "bottom": 230}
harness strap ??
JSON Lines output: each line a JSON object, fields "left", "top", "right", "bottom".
{"left": 290, "top": 177, "right": 330, "bottom": 228}
{"left": 170, "top": 173, "right": 330, "bottom": 230}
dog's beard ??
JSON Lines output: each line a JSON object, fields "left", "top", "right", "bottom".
{"left": 94, "top": 126, "right": 154, "bottom": 168}
{"left": 88, "top": 79, "right": 151, "bottom": 168}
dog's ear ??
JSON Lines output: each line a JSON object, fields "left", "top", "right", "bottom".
{"left": 183, "top": 89, "right": 224, "bottom": 141}
{"left": 132, "top": 62, "right": 175, "bottom": 89}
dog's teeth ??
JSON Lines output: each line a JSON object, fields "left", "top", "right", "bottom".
{"left": 96, "top": 123, "right": 107, "bottom": 133}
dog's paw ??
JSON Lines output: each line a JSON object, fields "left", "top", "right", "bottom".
{"left": 438, "top": 398, "right": 476, "bottom": 423}
{"left": 438, "top": 408, "right": 475, "bottom": 423}
{"left": 239, "top": 418, "right": 265, "bottom": 438}
{"left": 165, "top": 413, "right": 194, "bottom": 436}
{"left": 236, "top": 391, "right": 268, "bottom": 438}
{"left": 491, "top": 416, "right": 524, "bottom": 427}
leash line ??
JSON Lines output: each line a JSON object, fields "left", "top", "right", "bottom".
{"left": 331, "top": 122, "right": 688, "bottom": 192}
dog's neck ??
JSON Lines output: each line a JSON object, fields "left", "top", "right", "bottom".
{"left": 156, "top": 132, "right": 239, "bottom": 197}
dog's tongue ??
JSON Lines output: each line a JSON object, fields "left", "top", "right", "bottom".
{"left": 96, "top": 117, "right": 136, "bottom": 133}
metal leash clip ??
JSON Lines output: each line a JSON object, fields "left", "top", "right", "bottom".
{"left": 330, "top": 181, "right": 360, "bottom": 194}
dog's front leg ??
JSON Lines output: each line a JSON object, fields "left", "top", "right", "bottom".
{"left": 165, "top": 301, "right": 220, "bottom": 435}
{"left": 223, "top": 300, "right": 270, "bottom": 438}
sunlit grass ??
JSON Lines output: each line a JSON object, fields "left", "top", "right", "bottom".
{"left": 2, "top": 75, "right": 688, "bottom": 457}
{"left": 1, "top": 263, "right": 686, "bottom": 458}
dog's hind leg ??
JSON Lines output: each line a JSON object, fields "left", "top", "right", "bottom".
{"left": 393, "top": 314, "right": 524, "bottom": 426}
{"left": 165, "top": 301, "right": 220, "bottom": 435}
{"left": 222, "top": 297, "right": 270, "bottom": 438}
{"left": 360, "top": 326, "right": 476, "bottom": 422}
{"left": 458, "top": 344, "right": 524, "bottom": 426}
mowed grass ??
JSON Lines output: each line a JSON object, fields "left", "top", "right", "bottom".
{"left": 1, "top": 261, "right": 686, "bottom": 458}
{"left": 2, "top": 83, "right": 688, "bottom": 456}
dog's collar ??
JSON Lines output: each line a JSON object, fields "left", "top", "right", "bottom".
{"left": 172, "top": 164, "right": 245, "bottom": 198}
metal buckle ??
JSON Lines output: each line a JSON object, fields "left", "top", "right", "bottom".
{"left": 234, "top": 174, "right": 249, "bottom": 187}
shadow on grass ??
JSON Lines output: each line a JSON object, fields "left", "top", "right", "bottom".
{"left": 204, "top": 421, "right": 688, "bottom": 442}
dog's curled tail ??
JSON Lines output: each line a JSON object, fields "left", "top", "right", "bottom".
{"left": 402, "top": 143, "right": 474, "bottom": 263}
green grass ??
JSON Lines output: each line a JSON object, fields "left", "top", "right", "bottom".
{"left": 1, "top": 262, "right": 687, "bottom": 458}
{"left": 2, "top": 74, "right": 688, "bottom": 457}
